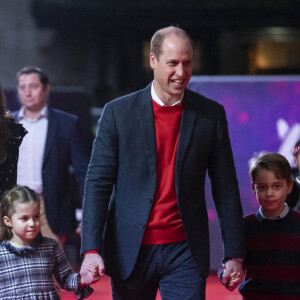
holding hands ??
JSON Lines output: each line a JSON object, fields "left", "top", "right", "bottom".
{"left": 221, "top": 259, "right": 244, "bottom": 291}
{"left": 85, "top": 263, "right": 100, "bottom": 279}
{"left": 79, "top": 253, "right": 105, "bottom": 286}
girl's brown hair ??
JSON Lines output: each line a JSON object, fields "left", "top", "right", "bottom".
{"left": 0, "top": 84, "right": 12, "bottom": 161}
{"left": 0, "top": 186, "right": 41, "bottom": 241}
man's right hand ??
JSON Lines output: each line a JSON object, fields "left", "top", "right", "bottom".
{"left": 221, "top": 260, "right": 243, "bottom": 291}
{"left": 80, "top": 253, "right": 105, "bottom": 285}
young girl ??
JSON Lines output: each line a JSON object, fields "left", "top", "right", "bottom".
{"left": 0, "top": 186, "right": 96, "bottom": 299}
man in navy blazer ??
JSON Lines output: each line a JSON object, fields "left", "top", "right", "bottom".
{"left": 80, "top": 27, "right": 245, "bottom": 299}
{"left": 14, "top": 66, "right": 90, "bottom": 245}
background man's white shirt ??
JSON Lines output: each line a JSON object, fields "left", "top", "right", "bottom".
{"left": 17, "top": 105, "right": 48, "bottom": 193}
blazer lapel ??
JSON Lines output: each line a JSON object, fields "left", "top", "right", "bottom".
{"left": 138, "top": 87, "right": 157, "bottom": 183}
{"left": 175, "top": 93, "right": 197, "bottom": 191}
{"left": 43, "top": 107, "right": 58, "bottom": 166}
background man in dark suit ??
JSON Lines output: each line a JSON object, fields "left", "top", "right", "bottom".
{"left": 14, "top": 66, "right": 90, "bottom": 246}
{"left": 80, "top": 26, "right": 245, "bottom": 299}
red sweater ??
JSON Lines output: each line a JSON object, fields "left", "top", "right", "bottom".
{"left": 142, "top": 100, "right": 186, "bottom": 245}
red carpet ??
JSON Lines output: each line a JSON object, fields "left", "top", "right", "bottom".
{"left": 62, "top": 273, "right": 242, "bottom": 300}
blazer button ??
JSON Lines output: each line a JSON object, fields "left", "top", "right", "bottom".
{"left": 140, "top": 223, "right": 145, "bottom": 229}
{"left": 149, "top": 198, "right": 153, "bottom": 204}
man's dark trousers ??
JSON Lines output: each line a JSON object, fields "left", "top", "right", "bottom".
{"left": 111, "top": 240, "right": 206, "bottom": 300}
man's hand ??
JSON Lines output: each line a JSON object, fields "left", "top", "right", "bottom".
{"left": 80, "top": 253, "right": 105, "bottom": 286}
{"left": 221, "top": 260, "right": 244, "bottom": 291}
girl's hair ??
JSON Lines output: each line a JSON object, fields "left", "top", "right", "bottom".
{"left": 0, "top": 83, "right": 12, "bottom": 161}
{"left": 249, "top": 151, "right": 292, "bottom": 184}
{"left": 0, "top": 83, "right": 7, "bottom": 117}
{"left": 0, "top": 186, "right": 41, "bottom": 241}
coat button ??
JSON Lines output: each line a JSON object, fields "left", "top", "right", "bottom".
{"left": 140, "top": 223, "right": 145, "bottom": 229}
{"left": 149, "top": 198, "right": 153, "bottom": 204}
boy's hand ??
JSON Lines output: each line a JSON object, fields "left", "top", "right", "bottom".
{"left": 222, "top": 260, "right": 244, "bottom": 291}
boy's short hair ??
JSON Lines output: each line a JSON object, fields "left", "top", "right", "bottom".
{"left": 249, "top": 152, "right": 292, "bottom": 184}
